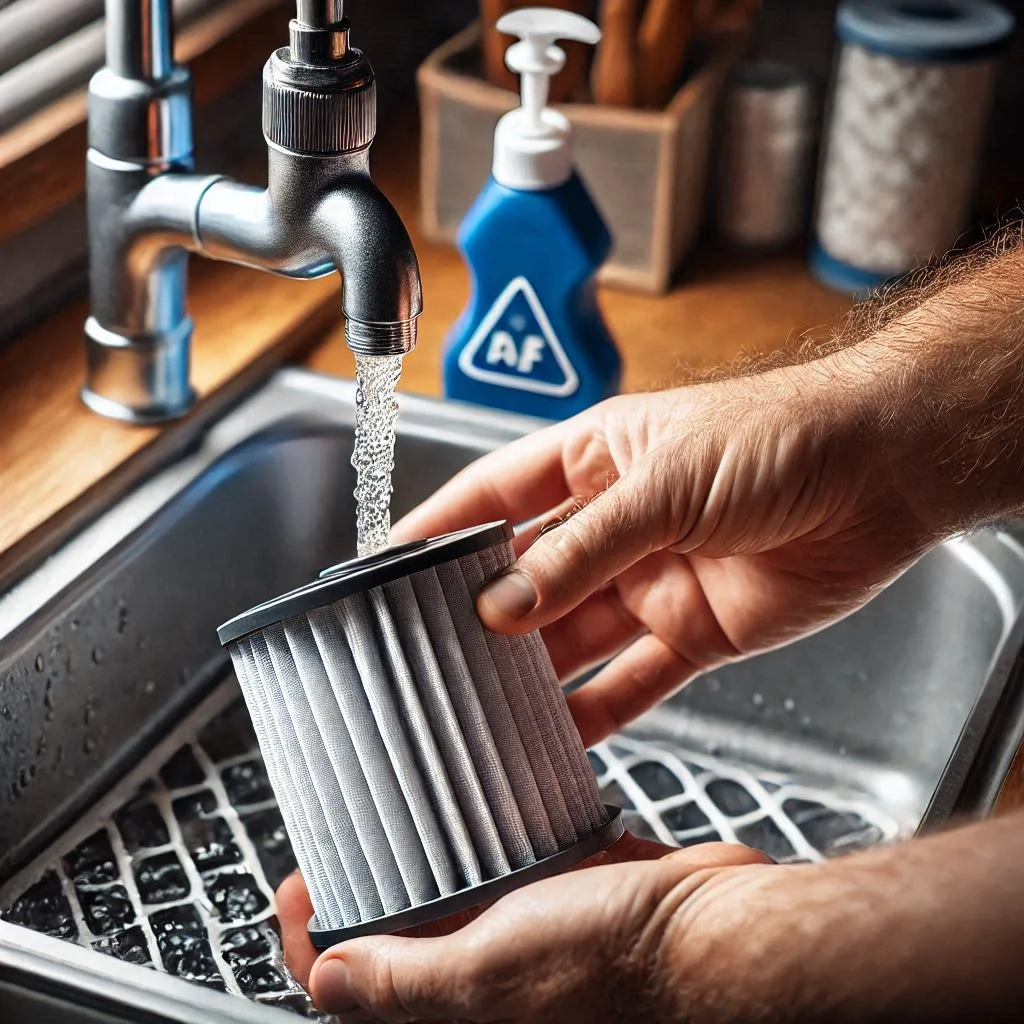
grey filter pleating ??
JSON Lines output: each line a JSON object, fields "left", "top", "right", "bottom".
{"left": 217, "top": 521, "right": 621, "bottom": 946}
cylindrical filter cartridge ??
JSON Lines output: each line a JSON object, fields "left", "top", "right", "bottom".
{"left": 217, "top": 521, "right": 622, "bottom": 948}
{"left": 811, "top": 0, "right": 1013, "bottom": 293}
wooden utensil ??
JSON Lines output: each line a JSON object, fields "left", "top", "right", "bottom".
{"left": 708, "top": 0, "right": 761, "bottom": 34}
{"left": 694, "top": 0, "right": 718, "bottom": 31}
{"left": 548, "top": 0, "right": 595, "bottom": 102}
{"left": 591, "top": 0, "right": 641, "bottom": 107}
{"left": 481, "top": 0, "right": 595, "bottom": 101}
{"left": 636, "top": 0, "right": 695, "bottom": 109}
{"left": 481, "top": 0, "right": 518, "bottom": 92}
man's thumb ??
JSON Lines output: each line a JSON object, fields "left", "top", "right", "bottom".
{"left": 310, "top": 931, "right": 474, "bottom": 1020}
{"left": 478, "top": 465, "right": 666, "bottom": 633}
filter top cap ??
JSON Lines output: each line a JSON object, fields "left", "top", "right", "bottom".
{"left": 216, "top": 520, "right": 514, "bottom": 646}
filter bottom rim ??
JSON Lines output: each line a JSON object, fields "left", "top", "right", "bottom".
{"left": 307, "top": 806, "right": 625, "bottom": 949}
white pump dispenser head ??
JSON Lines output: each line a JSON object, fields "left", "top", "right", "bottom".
{"left": 491, "top": 7, "right": 601, "bottom": 190}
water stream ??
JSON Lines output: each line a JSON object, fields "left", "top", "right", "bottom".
{"left": 351, "top": 354, "right": 404, "bottom": 558}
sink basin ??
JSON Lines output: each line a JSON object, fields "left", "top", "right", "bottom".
{"left": 2, "top": 368, "right": 1024, "bottom": 1022}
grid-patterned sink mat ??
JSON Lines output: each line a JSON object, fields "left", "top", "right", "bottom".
{"left": 590, "top": 735, "right": 901, "bottom": 863}
{"left": 1, "top": 685, "right": 903, "bottom": 1014}
{"left": 1, "top": 695, "right": 322, "bottom": 1015}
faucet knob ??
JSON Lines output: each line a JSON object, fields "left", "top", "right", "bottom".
{"left": 262, "top": 44, "right": 376, "bottom": 156}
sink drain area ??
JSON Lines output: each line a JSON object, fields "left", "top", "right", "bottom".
{"left": 1, "top": 675, "right": 902, "bottom": 1014}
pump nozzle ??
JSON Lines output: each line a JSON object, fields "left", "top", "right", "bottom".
{"left": 491, "top": 7, "right": 601, "bottom": 190}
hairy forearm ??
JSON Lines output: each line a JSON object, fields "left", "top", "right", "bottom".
{"left": 814, "top": 238, "right": 1024, "bottom": 538}
{"left": 651, "top": 812, "right": 1024, "bottom": 1023}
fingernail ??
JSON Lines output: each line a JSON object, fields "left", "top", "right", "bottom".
{"left": 480, "top": 570, "right": 537, "bottom": 620}
{"left": 314, "top": 957, "right": 357, "bottom": 1013}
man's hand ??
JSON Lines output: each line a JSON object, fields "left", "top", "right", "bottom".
{"left": 393, "top": 377, "right": 932, "bottom": 747}
{"left": 276, "top": 831, "right": 676, "bottom": 992}
{"left": 277, "top": 837, "right": 772, "bottom": 1022}
{"left": 278, "top": 814, "right": 1024, "bottom": 1023}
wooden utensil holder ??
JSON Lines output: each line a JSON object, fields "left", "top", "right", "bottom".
{"left": 418, "top": 22, "right": 745, "bottom": 294}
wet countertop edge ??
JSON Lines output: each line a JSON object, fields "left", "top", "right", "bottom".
{"left": 0, "top": 115, "right": 850, "bottom": 574}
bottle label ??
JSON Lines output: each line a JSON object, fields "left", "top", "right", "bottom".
{"left": 458, "top": 276, "right": 580, "bottom": 397}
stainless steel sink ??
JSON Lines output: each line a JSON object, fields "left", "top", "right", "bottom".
{"left": 2, "top": 367, "right": 1024, "bottom": 1023}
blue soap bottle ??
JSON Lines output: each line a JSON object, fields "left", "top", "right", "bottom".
{"left": 444, "top": 8, "right": 621, "bottom": 420}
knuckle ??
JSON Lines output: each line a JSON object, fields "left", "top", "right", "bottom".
{"left": 368, "top": 956, "right": 409, "bottom": 1022}
{"left": 449, "top": 932, "right": 515, "bottom": 1020}
{"left": 546, "top": 519, "right": 594, "bottom": 577}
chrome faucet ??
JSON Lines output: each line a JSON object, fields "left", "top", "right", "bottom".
{"left": 83, "top": 0, "right": 422, "bottom": 423}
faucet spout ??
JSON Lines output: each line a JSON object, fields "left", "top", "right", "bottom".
{"left": 82, "top": 0, "right": 422, "bottom": 423}
{"left": 194, "top": 147, "right": 421, "bottom": 357}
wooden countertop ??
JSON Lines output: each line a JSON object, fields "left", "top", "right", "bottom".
{"left": 0, "top": 116, "right": 849, "bottom": 578}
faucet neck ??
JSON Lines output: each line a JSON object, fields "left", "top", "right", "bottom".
{"left": 89, "top": 0, "right": 191, "bottom": 165}
{"left": 289, "top": 0, "right": 351, "bottom": 65}
{"left": 106, "top": 0, "right": 175, "bottom": 82}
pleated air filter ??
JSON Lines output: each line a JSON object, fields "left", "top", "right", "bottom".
{"left": 216, "top": 521, "right": 622, "bottom": 948}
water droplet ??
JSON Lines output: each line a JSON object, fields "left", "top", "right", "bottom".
{"left": 44, "top": 679, "right": 55, "bottom": 711}
{"left": 34, "top": 654, "right": 44, "bottom": 672}
{"left": 70, "top": 617, "right": 80, "bottom": 631}
{"left": 783, "top": 698, "right": 796, "bottom": 712}
{"left": 138, "top": 636, "right": 148, "bottom": 650}
{"left": 117, "top": 605, "right": 129, "bottom": 635}
{"left": 83, "top": 737, "right": 97, "bottom": 755}
{"left": 751, "top": 692, "right": 765, "bottom": 708}
{"left": 706, "top": 677, "right": 721, "bottom": 693}
{"left": 143, "top": 680, "right": 156, "bottom": 694}
{"left": 36, "top": 735, "right": 47, "bottom": 756}
{"left": 91, "top": 647, "right": 104, "bottom": 665}
{"left": 83, "top": 699, "right": 96, "bottom": 725}
{"left": 0, "top": 705, "right": 10, "bottom": 719}
{"left": 800, "top": 715, "right": 812, "bottom": 728}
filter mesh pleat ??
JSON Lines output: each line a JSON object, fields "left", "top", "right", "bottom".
{"left": 261, "top": 625, "right": 372, "bottom": 925}
{"left": 524, "top": 635, "right": 608, "bottom": 831}
{"left": 235, "top": 637, "right": 350, "bottom": 928}
{"left": 369, "top": 586, "right": 483, "bottom": 888}
{"left": 229, "top": 646, "right": 333, "bottom": 918}
{"left": 382, "top": 575, "right": 511, "bottom": 880}
{"left": 410, "top": 565, "right": 536, "bottom": 871}
{"left": 477, "top": 545, "right": 608, "bottom": 835}
{"left": 457, "top": 548, "right": 580, "bottom": 850}
{"left": 249, "top": 632, "right": 361, "bottom": 926}
{"left": 333, "top": 593, "right": 454, "bottom": 903}
{"left": 306, "top": 603, "right": 429, "bottom": 912}
{"left": 433, "top": 556, "right": 559, "bottom": 861}
{"left": 273, "top": 619, "right": 387, "bottom": 922}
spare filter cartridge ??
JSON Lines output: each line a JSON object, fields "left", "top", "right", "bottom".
{"left": 216, "top": 521, "right": 622, "bottom": 947}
